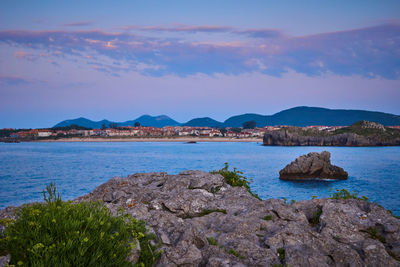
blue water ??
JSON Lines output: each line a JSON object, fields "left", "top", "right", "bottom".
{"left": 0, "top": 142, "right": 399, "bottom": 214}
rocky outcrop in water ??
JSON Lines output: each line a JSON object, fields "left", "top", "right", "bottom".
{"left": 2, "top": 171, "right": 400, "bottom": 266}
{"left": 279, "top": 151, "right": 348, "bottom": 180}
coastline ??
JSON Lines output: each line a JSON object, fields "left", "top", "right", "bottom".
{"left": 31, "top": 137, "right": 263, "bottom": 143}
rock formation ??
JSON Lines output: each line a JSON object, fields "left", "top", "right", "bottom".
{"left": 279, "top": 151, "right": 348, "bottom": 180}
{"left": 2, "top": 170, "right": 400, "bottom": 266}
{"left": 263, "top": 121, "right": 400, "bottom": 146}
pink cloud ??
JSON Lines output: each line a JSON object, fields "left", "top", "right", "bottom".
{"left": 0, "top": 23, "right": 399, "bottom": 78}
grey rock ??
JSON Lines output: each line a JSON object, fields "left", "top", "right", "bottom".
{"left": 279, "top": 151, "right": 348, "bottom": 180}
{"left": 0, "top": 255, "right": 10, "bottom": 267}
{"left": 2, "top": 171, "right": 400, "bottom": 266}
{"left": 263, "top": 128, "right": 400, "bottom": 146}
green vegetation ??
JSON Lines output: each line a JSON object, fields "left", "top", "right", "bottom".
{"left": 329, "top": 188, "right": 369, "bottom": 201}
{"left": 0, "top": 184, "right": 160, "bottom": 266}
{"left": 262, "top": 215, "right": 273, "bottom": 221}
{"left": 211, "top": 163, "right": 261, "bottom": 200}
{"left": 207, "top": 237, "right": 219, "bottom": 246}
{"left": 0, "top": 128, "right": 29, "bottom": 138}
{"left": 277, "top": 247, "right": 285, "bottom": 263}
{"left": 209, "top": 186, "right": 221, "bottom": 194}
{"left": 227, "top": 248, "right": 245, "bottom": 259}
{"left": 309, "top": 207, "right": 322, "bottom": 226}
{"left": 334, "top": 121, "right": 400, "bottom": 139}
{"left": 52, "top": 124, "right": 92, "bottom": 131}
{"left": 365, "top": 226, "right": 386, "bottom": 243}
{"left": 206, "top": 237, "right": 245, "bottom": 260}
{"left": 242, "top": 120, "right": 256, "bottom": 129}
{"left": 279, "top": 126, "right": 331, "bottom": 137}
{"left": 277, "top": 121, "right": 400, "bottom": 141}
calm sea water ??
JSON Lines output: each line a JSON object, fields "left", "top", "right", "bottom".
{"left": 0, "top": 142, "right": 399, "bottom": 214}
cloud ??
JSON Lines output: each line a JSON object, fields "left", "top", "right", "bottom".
{"left": 122, "top": 25, "right": 233, "bottom": 33}
{"left": 14, "top": 51, "right": 36, "bottom": 61}
{"left": 62, "top": 21, "right": 94, "bottom": 27}
{"left": 235, "top": 28, "right": 282, "bottom": 38}
{"left": 0, "top": 75, "right": 29, "bottom": 85}
{"left": 0, "top": 23, "right": 399, "bottom": 78}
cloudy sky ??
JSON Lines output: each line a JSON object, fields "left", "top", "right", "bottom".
{"left": 1, "top": 0, "right": 400, "bottom": 128}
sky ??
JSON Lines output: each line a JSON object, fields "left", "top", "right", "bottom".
{"left": 1, "top": 0, "right": 400, "bottom": 128}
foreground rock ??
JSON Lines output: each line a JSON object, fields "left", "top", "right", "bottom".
{"left": 279, "top": 151, "right": 348, "bottom": 180}
{"left": 2, "top": 171, "right": 400, "bottom": 266}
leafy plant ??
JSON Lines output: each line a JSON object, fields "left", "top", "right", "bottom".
{"left": 0, "top": 184, "right": 160, "bottom": 266}
{"left": 329, "top": 188, "right": 369, "bottom": 201}
{"left": 211, "top": 163, "right": 261, "bottom": 200}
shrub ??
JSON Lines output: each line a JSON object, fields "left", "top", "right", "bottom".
{"left": 329, "top": 188, "right": 369, "bottom": 201}
{"left": 211, "top": 163, "right": 261, "bottom": 200}
{"left": 0, "top": 184, "right": 160, "bottom": 266}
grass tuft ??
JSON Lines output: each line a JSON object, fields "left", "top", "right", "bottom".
{"left": 329, "top": 188, "right": 368, "bottom": 201}
{"left": 308, "top": 207, "right": 322, "bottom": 227}
{"left": 207, "top": 237, "right": 219, "bottom": 246}
{"left": 211, "top": 163, "right": 261, "bottom": 200}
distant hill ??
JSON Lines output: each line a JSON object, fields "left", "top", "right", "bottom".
{"left": 54, "top": 117, "right": 114, "bottom": 129}
{"left": 120, "top": 115, "right": 180, "bottom": 127}
{"left": 53, "top": 107, "right": 400, "bottom": 129}
{"left": 184, "top": 117, "right": 223, "bottom": 127}
{"left": 54, "top": 115, "right": 180, "bottom": 128}
{"left": 265, "top": 106, "right": 400, "bottom": 127}
{"left": 222, "top": 107, "right": 400, "bottom": 127}
{"left": 223, "top": 114, "right": 268, "bottom": 128}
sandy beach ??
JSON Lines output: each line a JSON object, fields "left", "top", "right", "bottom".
{"left": 33, "top": 137, "right": 263, "bottom": 143}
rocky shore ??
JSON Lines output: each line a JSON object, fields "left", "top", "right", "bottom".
{"left": 263, "top": 120, "right": 400, "bottom": 147}
{"left": 2, "top": 170, "right": 400, "bottom": 266}
{"left": 263, "top": 130, "right": 400, "bottom": 146}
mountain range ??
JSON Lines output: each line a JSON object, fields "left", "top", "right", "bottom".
{"left": 53, "top": 106, "right": 400, "bottom": 129}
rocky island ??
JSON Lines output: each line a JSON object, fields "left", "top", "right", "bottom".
{"left": 2, "top": 170, "right": 400, "bottom": 266}
{"left": 263, "top": 120, "right": 400, "bottom": 146}
{"left": 279, "top": 151, "right": 348, "bottom": 180}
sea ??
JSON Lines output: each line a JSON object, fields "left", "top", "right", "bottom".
{"left": 0, "top": 142, "right": 399, "bottom": 215}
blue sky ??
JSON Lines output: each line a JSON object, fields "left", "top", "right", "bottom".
{"left": 1, "top": 0, "right": 400, "bottom": 128}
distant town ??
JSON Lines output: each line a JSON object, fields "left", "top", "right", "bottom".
{"left": 0, "top": 124, "right": 356, "bottom": 142}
